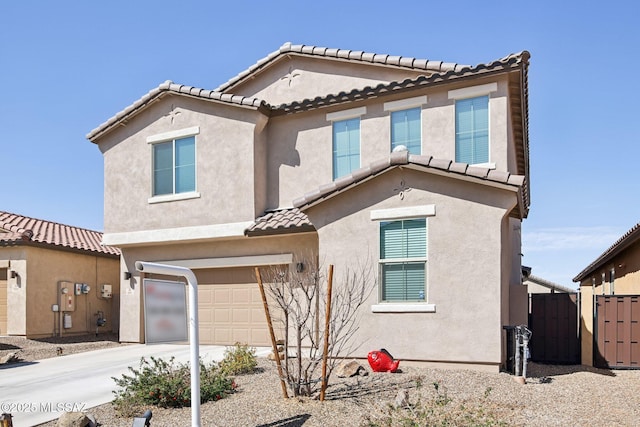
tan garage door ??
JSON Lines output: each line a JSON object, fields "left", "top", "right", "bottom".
{"left": 0, "top": 269, "right": 7, "bottom": 335}
{"left": 197, "top": 267, "right": 270, "bottom": 346}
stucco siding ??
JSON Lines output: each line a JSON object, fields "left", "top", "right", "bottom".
{"left": 228, "top": 56, "right": 427, "bottom": 106}
{"left": 268, "top": 77, "right": 512, "bottom": 209}
{"left": 117, "top": 233, "right": 318, "bottom": 343}
{"left": 305, "top": 168, "right": 517, "bottom": 366}
{"left": 99, "top": 96, "right": 266, "bottom": 234}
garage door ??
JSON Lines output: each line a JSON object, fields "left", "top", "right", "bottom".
{"left": 0, "top": 269, "right": 7, "bottom": 335}
{"left": 197, "top": 268, "right": 271, "bottom": 346}
{"left": 595, "top": 295, "right": 640, "bottom": 368}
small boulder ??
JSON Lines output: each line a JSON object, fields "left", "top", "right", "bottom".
{"left": 394, "top": 389, "right": 409, "bottom": 408}
{"left": 335, "top": 360, "right": 365, "bottom": 378}
{"left": 56, "top": 411, "right": 94, "bottom": 427}
{"left": 0, "top": 351, "right": 20, "bottom": 364}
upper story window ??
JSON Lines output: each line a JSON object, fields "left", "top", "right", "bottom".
{"left": 147, "top": 126, "right": 200, "bottom": 203}
{"left": 327, "top": 107, "right": 366, "bottom": 180}
{"left": 448, "top": 83, "right": 497, "bottom": 166}
{"left": 384, "top": 96, "right": 427, "bottom": 155}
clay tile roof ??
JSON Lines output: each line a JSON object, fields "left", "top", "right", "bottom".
{"left": 86, "top": 80, "right": 269, "bottom": 142}
{"left": 293, "top": 151, "right": 525, "bottom": 215}
{"left": 574, "top": 222, "right": 640, "bottom": 283}
{"left": 0, "top": 211, "right": 120, "bottom": 256}
{"left": 215, "top": 42, "right": 470, "bottom": 93}
{"left": 245, "top": 208, "right": 315, "bottom": 237}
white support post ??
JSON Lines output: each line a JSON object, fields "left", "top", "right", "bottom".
{"left": 135, "top": 261, "right": 201, "bottom": 427}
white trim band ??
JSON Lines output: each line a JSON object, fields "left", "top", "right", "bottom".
{"left": 383, "top": 96, "right": 428, "bottom": 111}
{"left": 370, "top": 205, "right": 436, "bottom": 221}
{"left": 102, "top": 221, "right": 253, "bottom": 246}
{"left": 448, "top": 83, "right": 498, "bottom": 100}
{"left": 148, "top": 192, "right": 201, "bottom": 204}
{"left": 159, "top": 254, "right": 293, "bottom": 269}
{"left": 326, "top": 106, "right": 367, "bottom": 122}
{"left": 371, "top": 303, "right": 436, "bottom": 313}
{"left": 147, "top": 126, "right": 200, "bottom": 144}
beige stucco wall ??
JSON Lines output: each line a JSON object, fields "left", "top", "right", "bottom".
{"left": 578, "top": 238, "right": 640, "bottom": 366}
{"left": 116, "top": 233, "right": 318, "bottom": 343}
{"left": 304, "top": 167, "right": 518, "bottom": 368}
{"left": 227, "top": 55, "right": 429, "bottom": 106}
{"left": 0, "top": 246, "right": 119, "bottom": 338}
{"left": 97, "top": 95, "right": 268, "bottom": 234}
{"left": 267, "top": 76, "right": 512, "bottom": 208}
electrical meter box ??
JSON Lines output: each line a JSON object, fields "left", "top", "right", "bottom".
{"left": 101, "top": 284, "right": 113, "bottom": 299}
{"left": 59, "top": 282, "right": 76, "bottom": 312}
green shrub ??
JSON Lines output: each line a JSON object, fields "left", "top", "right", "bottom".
{"left": 112, "top": 356, "right": 237, "bottom": 417}
{"left": 218, "top": 342, "right": 258, "bottom": 375}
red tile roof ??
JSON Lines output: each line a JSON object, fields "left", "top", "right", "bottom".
{"left": 0, "top": 211, "right": 120, "bottom": 257}
{"left": 245, "top": 208, "right": 314, "bottom": 236}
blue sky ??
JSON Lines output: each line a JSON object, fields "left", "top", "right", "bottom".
{"left": 1, "top": 1, "right": 638, "bottom": 287}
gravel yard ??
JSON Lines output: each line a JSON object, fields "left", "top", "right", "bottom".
{"left": 2, "top": 336, "right": 639, "bottom": 426}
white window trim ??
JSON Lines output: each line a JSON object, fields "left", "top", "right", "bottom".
{"left": 148, "top": 191, "right": 201, "bottom": 204}
{"left": 383, "top": 95, "right": 428, "bottom": 111}
{"left": 147, "top": 126, "right": 200, "bottom": 144}
{"left": 326, "top": 106, "right": 366, "bottom": 122}
{"left": 447, "top": 82, "right": 497, "bottom": 100}
{"left": 371, "top": 205, "right": 435, "bottom": 221}
{"left": 371, "top": 206, "right": 436, "bottom": 312}
{"left": 148, "top": 126, "right": 199, "bottom": 200}
{"left": 371, "top": 303, "right": 436, "bottom": 313}
{"left": 450, "top": 85, "right": 494, "bottom": 167}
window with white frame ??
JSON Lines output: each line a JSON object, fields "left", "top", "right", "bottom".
{"left": 391, "top": 108, "right": 421, "bottom": 154}
{"left": 384, "top": 96, "right": 427, "bottom": 155}
{"left": 455, "top": 95, "right": 489, "bottom": 164}
{"left": 332, "top": 117, "right": 360, "bottom": 180}
{"left": 147, "top": 126, "right": 199, "bottom": 200}
{"left": 153, "top": 136, "right": 196, "bottom": 196}
{"left": 448, "top": 83, "right": 497, "bottom": 166}
{"left": 379, "top": 218, "right": 427, "bottom": 301}
{"left": 327, "top": 107, "right": 366, "bottom": 180}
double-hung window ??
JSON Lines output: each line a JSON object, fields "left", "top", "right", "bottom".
{"left": 147, "top": 126, "right": 199, "bottom": 202}
{"left": 379, "top": 219, "right": 427, "bottom": 301}
{"left": 391, "top": 108, "right": 421, "bottom": 154}
{"left": 332, "top": 118, "right": 360, "bottom": 180}
{"left": 455, "top": 96, "right": 488, "bottom": 164}
{"left": 384, "top": 96, "right": 427, "bottom": 155}
{"left": 448, "top": 83, "right": 497, "bottom": 166}
{"left": 327, "top": 107, "right": 366, "bottom": 180}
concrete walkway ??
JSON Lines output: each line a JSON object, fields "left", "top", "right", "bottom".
{"left": 0, "top": 343, "right": 270, "bottom": 426}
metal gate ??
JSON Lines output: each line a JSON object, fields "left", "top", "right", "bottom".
{"left": 595, "top": 295, "right": 640, "bottom": 369}
{"left": 529, "top": 293, "right": 580, "bottom": 364}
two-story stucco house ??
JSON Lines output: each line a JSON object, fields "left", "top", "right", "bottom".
{"left": 87, "top": 43, "right": 530, "bottom": 371}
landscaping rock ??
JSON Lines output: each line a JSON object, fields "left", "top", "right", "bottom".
{"left": 0, "top": 351, "right": 20, "bottom": 364}
{"left": 56, "top": 411, "right": 95, "bottom": 427}
{"left": 394, "top": 389, "right": 409, "bottom": 408}
{"left": 335, "top": 359, "right": 366, "bottom": 378}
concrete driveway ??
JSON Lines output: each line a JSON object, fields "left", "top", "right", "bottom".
{"left": 0, "top": 343, "right": 271, "bottom": 426}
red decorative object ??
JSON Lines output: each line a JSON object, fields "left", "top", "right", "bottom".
{"left": 367, "top": 348, "right": 400, "bottom": 373}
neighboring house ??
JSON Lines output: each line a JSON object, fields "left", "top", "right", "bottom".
{"left": 87, "top": 42, "right": 531, "bottom": 371}
{"left": 574, "top": 222, "right": 640, "bottom": 368}
{"left": 0, "top": 211, "right": 120, "bottom": 338}
{"left": 525, "top": 274, "right": 575, "bottom": 294}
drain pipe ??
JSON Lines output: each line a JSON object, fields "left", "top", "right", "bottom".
{"left": 135, "top": 261, "right": 201, "bottom": 427}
